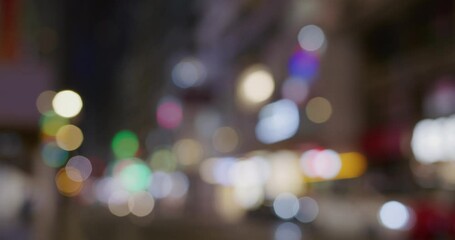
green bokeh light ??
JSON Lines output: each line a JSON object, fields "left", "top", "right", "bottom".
{"left": 118, "top": 160, "right": 152, "bottom": 192}
{"left": 41, "top": 142, "right": 69, "bottom": 168}
{"left": 111, "top": 130, "right": 139, "bottom": 159}
{"left": 40, "top": 111, "right": 69, "bottom": 136}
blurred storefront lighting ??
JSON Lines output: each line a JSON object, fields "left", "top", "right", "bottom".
{"left": 199, "top": 157, "right": 236, "bottom": 186}
{"left": 266, "top": 151, "right": 304, "bottom": 198}
{"left": 411, "top": 115, "right": 455, "bottom": 164}
{"left": 300, "top": 149, "right": 341, "bottom": 180}
{"left": 337, "top": 152, "right": 367, "bottom": 179}
{"left": 214, "top": 187, "right": 245, "bottom": 222}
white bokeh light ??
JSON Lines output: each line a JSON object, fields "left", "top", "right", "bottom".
{"left": 378, "top": 201, "right": 412, "bottom": 230}
{"left": 295, "top": 196, "right": 319, "bottom": 223}
{"left": 238, "top": 65, "right": 275, "bottom": 104}
{"left": 149, "top": 171, "right": 173, "bottom": 199}
{"left": 52, "top": 90, "right": 83, "bottom": 118}
{"left": 411, "top": 116, "right": 455, "bottom": 164}
{"left": 274, "top": 222, "right": 302, "bottom": 240}
{"left": 256, "top": 99, "right": 300, "bottom": 144}
{"left": 172, "top": 57, "right": 206, "bottom": 88}
{"left": 273, "top": 192, "right": 299, "bottom": 220}
{"left": 298, "top": 25, "right": 325, "bottom": 52}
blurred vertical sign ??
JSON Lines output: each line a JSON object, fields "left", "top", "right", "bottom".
{"left": 0, "top": 64, "right": 53, "bottom": 127}
{"left": 0, "top": 0, "right": 53, "bottom": 128}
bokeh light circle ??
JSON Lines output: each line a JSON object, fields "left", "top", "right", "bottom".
{"left": 148, "top": 147, "right": 177, "bottom": 172}
{"left": 274, "top": 222, "right": 302, "bottom": 240}
{"left": 40, "top": 111, "right": 69, "bottom": 136}
{"left": 55, "top": 124, "right": 84, "bottom": 151}
{"left": 273, "top": 192, "right": 299, "bottom": 219}
{"left": 52, "top": 90, "right": 83, "bottom": 118}
{"left": 173, "top": 138, "right": 203, "bottom": 166}
{"left": 306, "top": 97, "right": 332, "bottom": 123}
{"left": 128, "top": 191, "right": 155, "bottom": 217}
{"left": 156, "top": 98, "right": 183, "bottom": 129}
{"left": 41, "top": 142, "right": 69, "bottom": 168}
{"left": 55, "top": 168, "right": 83, "bottom": 197}
{"left": 172, "top": 57, "right": 206, "bottom": 88}
{"left": 111, "top": 130, "right": 139, "bottom": 159}
{"left": 295, "top": 196, "right": 319, "bottom": 223}
{"left": 255, "top": 99, "right": 300, "bottom": 144}
{"left": 118, "top": 160, "right": 152, "bottom": 192}
{"left": 149, "top": 171, "right": 173, "bottom": 199}
{"left": 378, "top": 201, "right": 412, "bottom": 230}
{"left": 238, "top": 65, "right": 275, "bottom": 104}
{"left": 168, "top": 171, "right": 190, "bottom": 199}
{"left": 212, "top": 126, "right": 239, "bottom": 153}
{"left": 65, "top": 155, "right": 92, "bottom": 182}
{"left": 108, "top": 190, "right": 131, "bottom": 217}
{"left": 300, "top": 149, "right": 342, "bottom": 179}
{"left": 298, "top": 25, "right": 325, "bottom": 52}
{"left": 36, "top": 90, "right": 56, "bottom": 114}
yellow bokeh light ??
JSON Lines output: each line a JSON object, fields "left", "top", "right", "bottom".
{"left": 306, "top": 97, "right": 332, "bottom": 123}
{"left": 337, "top": 152, "right": 367, "bottom": 179}
{"left": 173, "top": 138, "right": 203, "bottom": 166}
{"left": 55, "top": 168, "right": 83, "bottom": 197}
{"left": 238, "top": 65, "right": 275, "bottom": 105}
{"left": 56, "top": 125, "right": 84, "bottom": 151}
{"left": 302, "top": 151, "right": 367, "bottom": 183}
{"left": 52, "top": 90, "right": 83, "bottom": 118}
{"left": 214, "top": 186, "right": 245, "bottom": 222}
{"left": 212, "top": 127, "right": 239, "bottom": 153}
